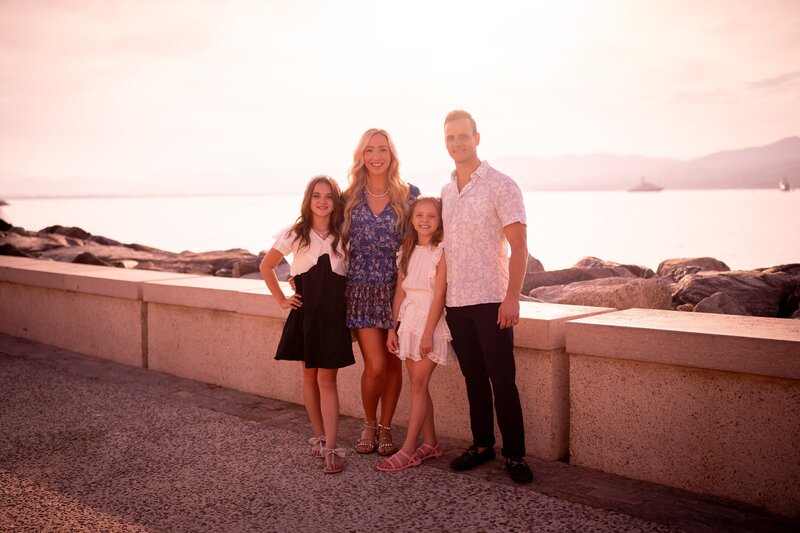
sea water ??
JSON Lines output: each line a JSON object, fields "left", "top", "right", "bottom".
{"left": 2, "top": 190, "right": 798, "bottom": 272}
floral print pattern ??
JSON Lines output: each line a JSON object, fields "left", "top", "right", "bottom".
{"left": 441, "top": 161, "right": 526, "bottom": 307}
{"left": 346, "top": 184, "right": 420, "bottom": 329}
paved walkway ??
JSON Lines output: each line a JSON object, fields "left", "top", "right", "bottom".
{"left": 0, "top": 333, "right": 794, "bottom": 532}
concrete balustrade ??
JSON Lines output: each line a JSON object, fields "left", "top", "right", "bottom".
{"left": 567, "top": 308, "right": 800, "bottom": 518}
{"left": 0, "top": 256, "right": 609, "bottom": 460}
{"left": 3, "top": 255, "right": 799, "bottom": 517}
{"left": 0, "top": 256, "right": 196, "bottom": 366}
{"left": 140, "top": 273, "right": 610, "bottom": 461}
{"left": 510, "top": 302, "right": 615, "bottom": 459}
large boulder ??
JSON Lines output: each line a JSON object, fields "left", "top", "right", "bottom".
{"left": 0, "top": 243, "right": 32, "bottom": 257}
{"left": 657, "top": 257, "right": 730, "bottom": 279}
{"left": 233, "top": 251, "right": 273, "bottom": 279}
{"left": 233, "top": 260, "right": 259, "bottom": 278}
{"left": 140, "top": 249, "right": 258, "bottom": 277}
{"left": 572, "top": 256, "right": 655, "bottom": 278}
{"left": 39, "top": 225, "right": 92, "bottom": 240}
{"left": 758, "top": 263, "right": 800, "bottom": 276}
{"left": 520, "top": 254, "right": 545, "bottom": 294}
{"left": 693, "top": 291, "right": 750, "bottom": 316}
{"left": 672, "top": 270, "right": 799, "bottom": 318}
{"left": 2, "top": 222, "right": 263, "bottom": 278}
{"left": 73, "top": 252, "right": 123, "bottom": 268}
{"left": 529, "top": 277, "right": 673, "bottom": 310}
{"left": 523, "top": 266, "right": 635, "bottom": 295}
{"left": 86, "top": 235, "right": 122, "bottom": 246}
{"left": 40, "top": 242, "right": 173, "bottom": 263}
{"left": 526, "top": 254, "right": 545, "bottom": 274}
{"left": 178, "top": 249, "right": 257, "bottom": 276}
{"left": 125, "top": 242, "right": 164, "bottom": 253}
{"left": 1, "top": 230, "right": 70, "bottom": 254}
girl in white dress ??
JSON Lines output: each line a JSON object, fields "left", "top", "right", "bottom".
{"left": 379, "top": 196, "right": 455, "bottom": 471}
{"left": 260, "top": 175, "right": 354, "bottom": 474}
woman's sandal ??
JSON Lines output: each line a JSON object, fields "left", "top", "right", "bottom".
{"left": 377, "top": 423, "right": 398, "bottom": 456}
{"left": 323, "top": 447, "right": 345, "bottom": 474}
{"left": 308, "top": 435, "right": 326, "bottom": 458}
{"left": 354, "top": 420, "right": 378, "bottom": 454}
{"left": 415, "top": 442, "right": 443, "bottom": 463}
{"left": 376, "top": 449, "right": 421, "bottom": 472}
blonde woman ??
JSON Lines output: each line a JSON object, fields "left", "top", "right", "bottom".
{"left": 342, "top": 128, "right": 419, "bottom": 456}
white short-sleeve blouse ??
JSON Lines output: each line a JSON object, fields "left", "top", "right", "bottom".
{"left": 271, "top": 226, "right": 347, "bottom": 277}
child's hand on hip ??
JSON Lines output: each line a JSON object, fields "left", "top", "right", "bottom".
{"left": 280, "top": 293, "right": 302, "bottom": 310}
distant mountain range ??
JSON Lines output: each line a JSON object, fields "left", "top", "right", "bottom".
{"left": 495, "top": 136, "right": 800, "bottom": 191}
{"left": 1, "top": 136, "right": 798, "bottom": 198}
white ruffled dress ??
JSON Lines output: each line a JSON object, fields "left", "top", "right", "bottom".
{"left": 396, "top": 243, "right": 455, "bottom": 365}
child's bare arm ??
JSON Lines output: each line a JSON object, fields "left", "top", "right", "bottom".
{"left": 260, "top": 248, "right": 301, "bottom": 309}
{"left": 420, "top": 252, "right": 447, "bottom": 354}
{"left": 387, "top": 273, "right": 406, "bottom": 354}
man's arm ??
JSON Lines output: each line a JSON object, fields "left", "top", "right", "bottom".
{"left": 497, "top": 222, "right": 527, "bottom": 329}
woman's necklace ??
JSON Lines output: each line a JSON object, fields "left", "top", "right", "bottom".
{"left": 365, "top": 185, "right": 389, "bottom": 198}
{"left": 311, "top": 227, "right": 330, "bottom": 239}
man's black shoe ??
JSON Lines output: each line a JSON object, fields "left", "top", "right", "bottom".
{"left": 450, "top": 445, "right": 496, "bottom": 471}
{"left": 505, "top": 457, "right": 534, "bottom": 484}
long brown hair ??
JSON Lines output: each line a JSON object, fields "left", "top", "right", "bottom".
{"left": 397, "top": 196, "right": 443, "bottom": 278}
{"left": 341, "top": 128, "right": 411, "bottom": 255}
{"left": 289, "top": 175, "right": 344, "bottom": 258}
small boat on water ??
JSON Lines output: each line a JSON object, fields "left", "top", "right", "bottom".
{"left": 628, "top": 176, "right": 663, "bottom": 192}
{"left": 779, "top": 180, "right": 791, "bottom": 191}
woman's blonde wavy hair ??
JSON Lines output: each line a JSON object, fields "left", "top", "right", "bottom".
{"left": 341, "top": 128, "right": 410, "bottom": 256}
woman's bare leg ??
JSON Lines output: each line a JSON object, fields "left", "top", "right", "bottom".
{"left": 355, "top": 328, "right": 390, "bottom": 443}
{"left": 381, "top": 344, "right": 402, "bottom": 427}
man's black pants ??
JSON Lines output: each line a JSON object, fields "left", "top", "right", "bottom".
{"left": 445, "top": 302, "right": 526, "bottom": 458}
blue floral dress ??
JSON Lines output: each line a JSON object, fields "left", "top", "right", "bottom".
{"left": 346, "top": 184, "right": 420, "bottom": 329}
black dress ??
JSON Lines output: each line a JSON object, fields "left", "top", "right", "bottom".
{"left": 275, "top": 253, "right": 354, "bottom": 369}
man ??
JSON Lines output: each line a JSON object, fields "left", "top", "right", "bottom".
{"left": 440, "top": 109, "right": 533, "bottom": 484}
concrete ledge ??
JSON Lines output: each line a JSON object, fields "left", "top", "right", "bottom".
{"left": 517, "top": 301, "right": 615, "bottom": 350}
{"left": 0, "top": 255, "right": 197, "bottom": 300}
{"left": 0, "top": 256, "right": 108, "bottom": 292}
{"left": 568, "top": 308, "right": 800, "bottom": 517}
{"left": 566, "top": 308, "right": 800, "bottom": 379}
{"left": 0, "top": 256, "right": 201, "bottom": 367}
{"left": 0, "top": 282, "right": 145, "bottom": 366}
{"left": 143, "top": 276, "right": 283, "bottom": 317}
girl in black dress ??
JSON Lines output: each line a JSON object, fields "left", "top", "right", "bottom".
{"left": 259, "top": 175, "right": 354, "bottom": 474}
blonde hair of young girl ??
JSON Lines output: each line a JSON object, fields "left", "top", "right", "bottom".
{"left": 341, "top": 128, "right": 411, "bottom": 258}
{"left": 397, "top": 196, "right": 444, "bottom": 278}
{"left": 289, "top": 174, "right": 344, "bottom": 258}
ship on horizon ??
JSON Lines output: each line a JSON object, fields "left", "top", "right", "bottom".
{"left": 628, "top": 176, "right": 663, "bottom": 192}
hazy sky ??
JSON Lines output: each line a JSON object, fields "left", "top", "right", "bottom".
{"left": 1, "top": 0, "right": 799, "bottom": 191}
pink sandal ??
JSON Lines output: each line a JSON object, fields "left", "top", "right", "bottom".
{"left": 376, "top": 449, "right": 421, "bottom": 472}
{"left": 415, "top": 442, "right": 443, "bottom": 463}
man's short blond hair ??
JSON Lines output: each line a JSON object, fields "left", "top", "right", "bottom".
{"left": 444, "top": 109, "right": 477, "bottom": 135}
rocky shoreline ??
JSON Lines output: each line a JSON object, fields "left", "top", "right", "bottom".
{"left": 2, "top": 219, "right": 798, "bottom": 319}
